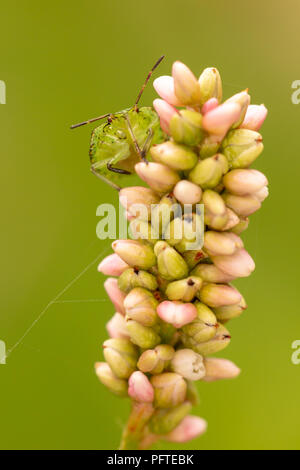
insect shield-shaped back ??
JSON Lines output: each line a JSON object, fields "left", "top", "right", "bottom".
{"left": 89, "top": 107, "right": 165, "bottom": 184}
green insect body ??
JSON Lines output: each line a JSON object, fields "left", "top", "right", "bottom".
{"left": 71, "top": 56, "right": 166, "bottom": 187}
{"left": 89, "top": 107, "right": 164, "bottom": 184}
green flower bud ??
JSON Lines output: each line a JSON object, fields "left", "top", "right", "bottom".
{"left": 202, "top": 190, "right": 228, "bottom": 230}
{"left": 225, "top": 90, "right": 250, "bottom": 128}
{"left": 199, "top": 67, "right": 222, "bottom": 106}
{"left": 149, "top": 401, "right": 192, "bottom": 435}
{"left": 119, "top": 186, "right": 160, "bottom": 221}
{"left": 112, "top": 240, "right": 156, "bottom": 270}
{"left": 188, "top": 154, "right": 224, "bottom": 189}
{"left": 151, "top": 193, "right": 179, "bottom": 238}
{"left": 222, "top": 192, "right": 261, "bottom": 217}
{"left": 230, "top": 217, "right": 249, "bottom": 234}
{"left": 124, "top": 287, "right": 159, "bottom": 327}
{"left": 204, "top": 230, "right": 238, "bottom": 256}
{"left": 213, "top": 296, "right": 247, "bottom": 322}
{"left": 158, "top": 321, "right": 178, "bottom": 345}
{"left": 222, "top": 129, "right": 263, "bottom": 168}
{"left": 199, "top": 135, "right": 221, "bottom": 159}
{"left": 186, "top": 381, "right": 200, "bottom": 406}
{"left": 103, "top": 338, "right": 138, "bottom": 379}
{"left": 181, "top": 302, "right": 218, "bottom": 344}
{"left": 218, "top": 153, "right": 229, "bottom": 173}
{"left": 135, "top": 162, "right": 180, "bottom": 194}
{"left": 166, "top": 213, "right": 204, "bottom": 253}
{"left": 165, "top": 276, "right": 203, "bottom": 302}
{"left": 95, "top": 362, "right": 128, "bottom": 397}
{"left": 118, "top": 268, "right": 158, "bottom": 293}
{"left": 138, "top": 344, "right": 175, "bottom": 374}
{"left": 154, "top": 241, "right": 189, "bottom": 281}
{"left": 170, "top": 349, "right": 206, "bottom": 381}
{"left": 129, "top": 219, "right": 159, "bottom": 245}
{"left": 169, "top": 109, "right": 204, "bottom": 146}
{"left": 150, "top": 141, "right": 198, "bottom": 171}
{"left": 150, "top": 266, "right": 171, "bottom": 293}
{"left": 151, "top": 372, "right": 187, "bottom": 408}
{"left": 190, "top": 324, "right": 231, "bottom": 355}
{"left": 182, "top": 249, "right": 209, "bottom": 269}
{"left": 126, "top": 320, "right": 161, "bottom": 349}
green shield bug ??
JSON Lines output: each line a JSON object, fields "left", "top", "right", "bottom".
{"left": 71, "top": 56, "right": 166, "bottom": 190}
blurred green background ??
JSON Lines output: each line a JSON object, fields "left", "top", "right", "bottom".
{"left": 1, "top": 0, "right": 300, "bottom": 450}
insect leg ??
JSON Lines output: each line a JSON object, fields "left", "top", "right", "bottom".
{"left": 124, "top": 113, "right": 148, "bottom": 163}
{"left": 107, "top": 163, "right": 131, "bottom": 175}
{"left": 141, "top": 128, "right": 154, "bottom": 160}
{"left": 70, "top": 113, "right": 113, "bottom": 129}
{"left": 91, "top": 165, "right": 121, "bottom": 191}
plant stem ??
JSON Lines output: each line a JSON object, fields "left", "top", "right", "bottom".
{"left": 119, "top": 401, "right": 154, "bottom": 450}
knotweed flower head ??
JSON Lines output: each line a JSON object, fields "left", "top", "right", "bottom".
{"left": 91, "top": 58, "right": 268, "bottom": 450}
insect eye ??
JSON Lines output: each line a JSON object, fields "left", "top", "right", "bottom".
{"left": 116, "top": 130, "right": 126, "bottom": 139}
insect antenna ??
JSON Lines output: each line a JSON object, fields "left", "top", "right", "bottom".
{"left": 70, "top": 113, "right": 112, "bottom": 129}
{"left": 70, "top": 55, "right": 164, "bottom": 129}
{"left": 133, "top": 55, "right": 165, "bottom": 109}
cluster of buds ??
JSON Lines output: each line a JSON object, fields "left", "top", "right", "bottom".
{"left": 96, "top": 61, "right": 268, "bottom": 449}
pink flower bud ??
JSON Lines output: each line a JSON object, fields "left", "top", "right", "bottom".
{"left": 201, "top": 97, "right": 219, "bottom": 115}
{"left": 202, "top": 102, "right": 241, "bottom": 136}
{"left": 157, "top": 300, "right": 197, "bottom": 328}
{"left": 223, "top": 192, "right": 261, "bottom": 217}
{"left": 253, "top": 185, "right": 269, "bottom": 202}
{"left": 128, "top": 371, "right": 154, "bottom": 403}
{"left": 203, "top": 357, "right": 241, "bottom": 382}
{"left": 221, "top": 208, "right": 240, "bottom": 231}
{"left": 172, "top": 61, "right": 201, "bottom": 105}
{"left": 212, "top": 248, "right": 255, "bottom": 278}
{"left": 240, "top": 104, "right": 268, "bottom": 131}
{"left": 153, "top": 98, "right": 178, "bottom": 134}
{"left": 199, "top": 283, "right": 242, "bottom": 308}
{"left": 135, "top": 162, "right": 180, "bottom": 194}
{"left": 98, "top": 254, "right": 129, "bottom": 277}
{"left": 191, "top": 263, "right": 236, "bottom": 283}
{"left": 104, "top": 278, "right": 126, "bottom": 315}
{"left": 223, "top": 169, "right": 268, "bottom": 196}
{"left": 173, "top": 179, "right": 202, "bottom": 205}
{"left": 153, "top": 76, "right": 183, "bottom": 106}
{"left": 106, "top": 312, "right": 129, "bottom": 339}
{"left": 165, "top": 415, "right": 207, "bottom": 443}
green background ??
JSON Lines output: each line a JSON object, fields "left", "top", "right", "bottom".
{"left": 1, "top": 0, "right": 299, "bottom": 450}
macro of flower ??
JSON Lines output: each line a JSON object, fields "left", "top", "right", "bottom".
{"left": 96, "top": 60, "right": 268, "bottom": 450}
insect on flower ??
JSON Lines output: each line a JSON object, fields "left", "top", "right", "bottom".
{"left": 71, "top": 56, "right": 166, "bottom": 190}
